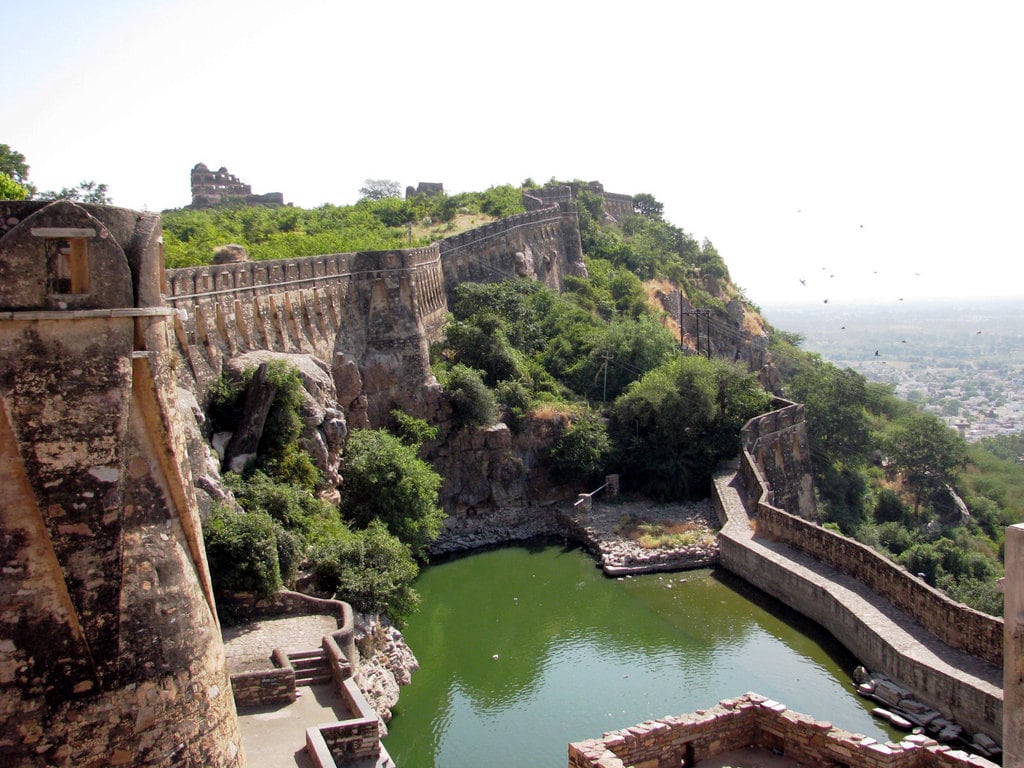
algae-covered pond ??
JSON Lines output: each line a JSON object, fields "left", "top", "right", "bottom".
{"left": 383, "top": 541, "right": 897, "bottom": 767}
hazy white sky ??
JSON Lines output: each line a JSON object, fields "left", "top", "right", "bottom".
{"left": 5, "top": 0, "right": 1022, "bottom": 305}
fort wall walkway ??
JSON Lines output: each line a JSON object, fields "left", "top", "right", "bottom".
{"left": 712, "top": 461, "right": 1002, "bottom": 743}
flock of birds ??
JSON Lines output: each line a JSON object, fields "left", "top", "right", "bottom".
{"left": 787, "top": 215, "right": 984, "bottom": 358}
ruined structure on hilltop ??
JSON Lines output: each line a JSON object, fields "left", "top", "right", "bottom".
{"left": 0, "top": 200, "right": 245, "bottom": 768}
{"left": 405, "top": 181, "right": 444, "bottom": 198}
{"left": 190, "top": 162, "right": 285, "bottom": 208}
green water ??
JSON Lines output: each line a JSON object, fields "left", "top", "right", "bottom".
{"left": 383, "top": 541, "right": 896, "bottom": 767}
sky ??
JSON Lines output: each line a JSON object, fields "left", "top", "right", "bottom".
{"left": 5, "top": 0, "right": 1023, "bottom": 306}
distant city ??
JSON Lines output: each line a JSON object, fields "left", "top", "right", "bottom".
{"left": 762, "top": 297, "right": 1024, "bottom": 443}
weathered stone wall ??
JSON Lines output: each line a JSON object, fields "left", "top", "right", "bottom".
{"left": 740, "top": 398, "right": 816, "bottom": 518}
{"left": 569, "top": 693, "right": 997, "bottom": 768}
{"left": 166, "top": 244, "right": 447, "bottom": 425}
{"left": 0, "top": 201, "right": 244, "bottom": 767}
{"left": 439, "top": 204, "right": 586, "bottom": 301}
{"left": 1004, "top": 524, "right": 1024, "bottom": 766}
{"left": 522, "top": 182, "right": 634, "bottom": 222}
{"left": 736, "top": 402, "right": 1001, "bottom": 666}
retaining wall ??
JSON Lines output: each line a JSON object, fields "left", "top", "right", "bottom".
{"left": 713, "top": 399, "right": 1004, "bottom": 741}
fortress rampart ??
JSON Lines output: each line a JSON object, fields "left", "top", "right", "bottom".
{"left": 165, "top": 245, "right": 447, "bottom": 422}
{"left": 737, "top": 400, "right": 1002, "bottom": 667}
{"left": 714, "top": 398, "right": 1003, "bottom": 742}
{"left": 438, "top": 203, "right": 585, "bottom": 301}
{"left": 739, "top": 398, "right": 816, "bottom": 518}
{"left": 0, "top": 200, "right": 245, "bottom": 767}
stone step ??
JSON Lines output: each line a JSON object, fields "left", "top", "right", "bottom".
{"left": 295, "top": 671, "right": 332, "bottom": 686}
{"left": 287, "top": 649, "right": 326, "bottom": 662}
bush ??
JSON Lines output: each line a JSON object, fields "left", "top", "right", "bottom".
{"left": 341, "top": 429, "right": 445, "bottom": 557}
{"left": 310, "top": 521, "right": 420, "bottom": 622}
{"left": 203, "top": 504, "right": 281, "bottom": 597}
{"left": 227, "top": 471, "right": 341, "bottom": 543}
{"left": 547, "top": 410, "right": 612, "bottom": 483}
{"left": 388, "top": 409, "right": 439, "bottom": 447}
{"left": 442, "top": 364, "right": 498, "bottom": 430}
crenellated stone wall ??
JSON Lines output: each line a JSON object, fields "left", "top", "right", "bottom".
{"left": 736, "top": 401, "right": 1001, "bottom": 667}
{"left": 166, "top": 245, "right": 448, "bottom": 424}
{"left": 438, "top": 203, "right": 586, "bottom": 301}
{"left": 740, "top": 397, "right": 816, "bottom": 518}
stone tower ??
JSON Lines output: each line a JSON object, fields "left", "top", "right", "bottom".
{"left": 0, "top": 201, "right": 245, "bottom": 767}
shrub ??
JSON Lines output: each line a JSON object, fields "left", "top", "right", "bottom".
{"left": 441, "top": 364, "right": 497, "bottom": 430}
{"left": 203, "top": 504, "right": 281, "bottom": 597}
{"left": 310, "top": 521, "right": 420, "bottom": 623}
{"left": 340, "top": 429, "right": 445, "bottom": 557}
{"left": 547, "top": 410, "right": 612, "bottom": 483}
{"left": 388, "top": 409, "right": 438, "bottom": 447}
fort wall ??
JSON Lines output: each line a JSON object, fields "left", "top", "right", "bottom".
{"left": 165, "top": 245, "right": 447, "bottom": 424}
{"left": 712, "top": 398, "right": 1003, "bottom": 742}
{"left": 0, "top": 201, "right": 245, "bottom": 767}
{"left": 438, "top": 203, "right": 586, "bottom": 301}
{"left": 736, "top": 401, "right": 1002, "bottom": 667}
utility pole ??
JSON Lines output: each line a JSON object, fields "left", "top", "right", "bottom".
{"left": 602, "top": 351, "right": 611, "bottom": 402}
{"left": 680, "top": 308, "right": 712, "bottom": 359}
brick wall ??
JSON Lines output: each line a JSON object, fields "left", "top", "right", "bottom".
{"left": 569, "top": 694, "right": 994, "bottom": 768}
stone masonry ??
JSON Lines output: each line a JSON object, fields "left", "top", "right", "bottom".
{"left": 0, "top": 201, "right": 245, "bottom": 767}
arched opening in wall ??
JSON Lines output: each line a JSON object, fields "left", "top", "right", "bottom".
{"left": 33, "top": 228, "right": 94, "bottom": 294}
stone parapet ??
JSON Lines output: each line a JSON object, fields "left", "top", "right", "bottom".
{"left": 569, "top": 693, "right": 997, "bottom": 768}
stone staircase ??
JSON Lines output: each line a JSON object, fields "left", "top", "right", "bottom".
{"left": 287, "top": 649, "right": 332, "bottom": 687}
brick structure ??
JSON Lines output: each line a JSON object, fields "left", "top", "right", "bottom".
{"left": 569, "top": 693, "right": 998, "bottom": 768}
{"left": 0, "top": 201, "right": 245, "bottom": 767}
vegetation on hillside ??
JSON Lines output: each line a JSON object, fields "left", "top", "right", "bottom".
{"left": 160, "top": 182, "right": 525, "bottom": 268}
{"left": 202, "top": 361, "right": 442, "bottom": 625}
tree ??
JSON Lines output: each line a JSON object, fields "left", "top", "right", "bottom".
{"left": 633, "top": 192, "right": 664, "bottom": 220}
{"left": 884, "top": 411, "right": 967, "bottom": 512}
{"left": 310, "top": 520, "right": 420, "bottom": 621}
{"left": 202, "top": 504, "right": 282, "bottom": 597}
{"left": 610, "top": 355, "right": 771, "bottom": 500}
{"left": 0, "top": 144, "right": 30, "bottom": 184}
{"left": 358, "top": 179, "right": 401, "bottom": 201}
{"left": 340, "top": 428, "right": 445, "bottom": 557}
{"left": 0, "top": 173, "right": 28, "bottom": 200}
{"left": 39, "top": 180, "right": 112, "bottom": 205}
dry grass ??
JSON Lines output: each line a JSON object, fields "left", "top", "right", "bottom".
{"left": 409, "top": 212, "right": 496, "bottom": 243}
{"left": 615, "top": 518, "right": 715, "bottom": 549}
{"left": 528, "top": 402, "right": 573, "bottom": 422}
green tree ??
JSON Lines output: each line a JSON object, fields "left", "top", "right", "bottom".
{"left": 203, "top": 504, "right": 282, "bottom": 597}
{"left": 40, "top": 180, "right": 111, "bottom": 204}
{"left": 310, "top": 520, "right": 420, "bottom": 622}
{"left": 610, "top": 355, "right": 771, "bottom": 500}
{"left": 340, "top": 428, "right": 445, "bottom": 557}
{"left": 884, "top": 412, "right": 967, "bottom": 512}
{"left": 0, "top": 173, "right": 28, "bottom": 200}
{"left": 440, "top": 364, "right": 498, "bottom": 430}
{"left": 0, "top": 144, "right": 30, "bottom": 184}
{"left": 632, "top": 192, "right": 664, "bottom": 219}
{"left": 547, "top": 410, "right": 612, "bottom": 482}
